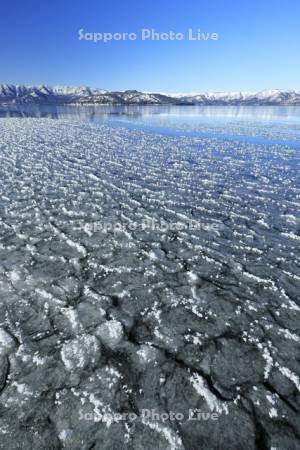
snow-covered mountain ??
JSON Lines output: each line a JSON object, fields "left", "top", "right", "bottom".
{"left": 0, "top": 85, "right": 108, "bottom": 104}
{"left": 1, "top": 85, "right": 300, "bottom": 105}
{"left": 177, "top": 90, "right": 300, "bottom": 105}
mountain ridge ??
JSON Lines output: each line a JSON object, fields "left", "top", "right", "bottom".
{"left": 1, "top": 85, "right": 300, "bottom": 105}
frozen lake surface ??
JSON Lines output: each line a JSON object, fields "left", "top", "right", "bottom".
{"left": 0, "top": 109, "right": 299, "bottom": 449}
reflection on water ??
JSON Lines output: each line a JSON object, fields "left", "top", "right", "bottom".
{"left": 2, "top": 104, "right": 300, "bottom": 123}
{"left": 2, "top": 104, "right": 300, "bottom": 148}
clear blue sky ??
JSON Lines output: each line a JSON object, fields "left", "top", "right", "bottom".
{"left": 1, "top": 0, "right": 300, "bottom": 92}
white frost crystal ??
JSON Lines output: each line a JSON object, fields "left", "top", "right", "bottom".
{"left": 95, "top": 320, "right": 124, "bottom": 349}
{"left": 61, "top": 335, "right": 101, "bottom": 371}
{"left": 0, "top": 328, "right": 15, "bottom": 356}
{"left": 137, "top": 344, "right": 160, "bottom": 365}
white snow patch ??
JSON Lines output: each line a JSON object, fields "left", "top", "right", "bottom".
{"left": 190, "top": 374, "right": 229, "bottom": 415}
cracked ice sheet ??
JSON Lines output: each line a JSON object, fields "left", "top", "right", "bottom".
{"left": 0, "top": 118, "right": 299, "bottom": 449}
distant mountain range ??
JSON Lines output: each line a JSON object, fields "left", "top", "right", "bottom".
{"left": 1, "top": 85, "right": 300, "bottom": 105}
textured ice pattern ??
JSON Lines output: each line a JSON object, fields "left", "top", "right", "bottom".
{"left": 0, "top": 118, "right": 299, "bottom": 449}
